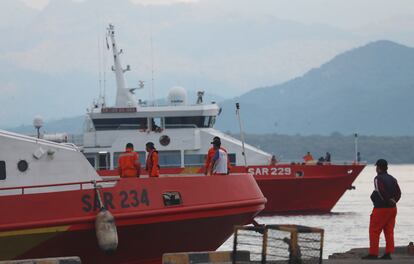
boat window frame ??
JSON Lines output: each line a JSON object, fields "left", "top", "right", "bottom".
{"left": 210, "top": 116, "right": 216, "bottom": 127}
{"left": 92, "top": 117, "right": 148, "bottom": 131}
{"left": 158, "top": 150, "right": 181, "bottom": 168}
{"left": 0, "top": 160, "right": 5, "bottom": 180}
{"left": 85, "top": 154, "right": 97, "bottom": 169}
{"left": 164, "top": 116, "right": 212, "bottom": 128}
{"left": 184, "top": 154, "right": 207, "bottom": 167}
{"left": 228, "top": 153, "right": 236, "bottom": 166}
{"left": 150, "top": 117, "right": 164, "bottom": 132}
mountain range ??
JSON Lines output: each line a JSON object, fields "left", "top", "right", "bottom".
{"left": 216, "top": 40, "right": 414, "bottom": 136}
{"left": 7, "top": 40, "right": 414, "bottom": 136}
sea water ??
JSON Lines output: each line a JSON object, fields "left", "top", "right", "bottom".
{"left": 219, "top": 164, "right": 414, "bottom": 258}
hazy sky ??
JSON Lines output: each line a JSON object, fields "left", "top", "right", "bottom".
{"left": 19, "top": 0, "right": 414, "bottom": 29}
{"left": 1, "top": 0, "right": 414, "bottom": 127}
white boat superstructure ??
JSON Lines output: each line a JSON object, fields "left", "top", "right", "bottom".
{"left": 0, "top": 129, "right": 104, "bottom": 195}
{"left": 82, "top": 24, "right": 271, "bottom": 171}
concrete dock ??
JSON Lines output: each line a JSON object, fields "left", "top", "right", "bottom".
{"left": 325, "top": 245, "right": 414, "bottom": 263}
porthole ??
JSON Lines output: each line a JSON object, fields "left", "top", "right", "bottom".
{"left": 159, "top": 135, "right": 171, "bottom": 146}
{"left": 17, "top": 160, "right": 29, "bottom": 172}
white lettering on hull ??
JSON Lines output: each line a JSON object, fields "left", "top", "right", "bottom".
{"left": 248, "top": 167, "right": 292, "bottom": 176}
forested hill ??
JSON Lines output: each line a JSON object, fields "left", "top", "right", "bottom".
{"left": 216, "top": 40, "right": 414, "bottom": 136}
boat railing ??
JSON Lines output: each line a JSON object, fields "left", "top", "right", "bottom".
{"left": 0, "top": 179, "right": 119, "bottom": 195}
{"left": 165, "top": 124, "right": 198, "bottom": 129}
{"left": 265, "top": 160, "right": 366, "bottom": 166}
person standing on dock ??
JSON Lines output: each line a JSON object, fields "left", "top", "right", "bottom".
{"left": 145, "top": 142, "right": 160, "bottom": 177}
{"left": 204, "top": 137, "right": 230, "bottom": 175}
{"left": 118, "top": 143, "right": 141, "bottom": 178}
{"left": 362, "top": 159, "right": 401, "bottom": 260}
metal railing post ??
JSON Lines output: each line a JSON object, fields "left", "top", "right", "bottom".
{"left": 261, "top": 226, "right": 268, "bottom": 264}
{"left": 232, "top": 227, "right": 238, "bottom": 264}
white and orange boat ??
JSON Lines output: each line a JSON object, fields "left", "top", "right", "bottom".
{"left": 0, "top": 129, "right": 266, "bottom": 263}
{"left": 82, "top": 24, "right": 365, "bottom": 215}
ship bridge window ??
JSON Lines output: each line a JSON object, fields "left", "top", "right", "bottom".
{"left": 228, "top": 153, "right": 236, "bottom": 166}
{"left": 85, "top": 155, "right": 96, "bottom": 168}
{"left": 0, "top": 161, "right": 5, "bottom": 180}
{"left": 210, "top": 116, "right": 216, "bottom": 127}
{"left": 165, "top": 116, "right": 214, "bottom": 128}
{"left": 114, "top": 151, "right": 146, "bottom": 168}
{"left": 150, "top": 117, "right": 163, "bottom": 132}
{"left": 85, "top": 152, "right": 110, "bottom": 170}
{"left": 92, "top": 118, "right": 147, "bottom": 131}
{"left": 163, "top": 191, "right": 182, "bottom": 206}
{"left": 158, "top": 151, "right": 181, "bottom": 168}
{"left": 184, "top": 154, "right": 207, "bottom": 167}
{"left": 185, "top": 153, "right": 235, "bottom": 167}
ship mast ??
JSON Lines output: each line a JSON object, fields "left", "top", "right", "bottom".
{"left": 107, "top": 24, "right": 138, "bottom": 108}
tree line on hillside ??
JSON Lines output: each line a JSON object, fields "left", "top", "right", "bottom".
{"left": 230, "top": 133, "right": 414, "bottom": 164}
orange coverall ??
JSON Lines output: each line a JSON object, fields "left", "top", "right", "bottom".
{"left": 118, "top": 148, "right": 140, "bottom": 177}
{"left": 303, "top": 154, "right": 314, "bottom": 162}
{"left": 146, "top": 150, "right": 160, "bottom": 177}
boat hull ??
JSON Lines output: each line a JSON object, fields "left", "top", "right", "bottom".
{"left": 99, "top": 163, "right": 365, "bottom": 215}
{"left": 0, "top": 174, "right": 265, "bottom": 263}
{"left": 2, "top": 213, "right": 254, "bottom": 264}
{"left": 244, "top": 163, "right": 364, "bottom": 214}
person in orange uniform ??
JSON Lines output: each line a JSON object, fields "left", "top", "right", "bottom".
{"left": 362, "top": 159, "right": 401, "bottom": 260}
{"left": 118, "top": 143, "right": 141, "bottom": 178}
{"left": 145, "top": 142, "right": 160, "bottom": 177}
{"left": 303, "top": 151, "right": 314, "bottom": 162}
{"left": 204, "top": 137, "right": 230, "bottom": 175}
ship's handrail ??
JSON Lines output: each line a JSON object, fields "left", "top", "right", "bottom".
{"left": 268, "top": 160, "right": 367, "bottom": 166}
{"left": 165, "top": 124, "right": 198, "bottom": 129}
{"left": 0, "top": 179, "right": 119, "bottom": 194}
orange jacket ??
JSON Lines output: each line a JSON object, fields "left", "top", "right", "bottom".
{"left": 146, "top": 150, "right": 160, "bottom": 177}
{"left": 204, "top": 147, "right": 231, "bottom": 174}
{"left": 118, "top": 148, "right": 140, "bottom": 177}
{"left": 303, "top": 154, "right": 314, "bottom": 162}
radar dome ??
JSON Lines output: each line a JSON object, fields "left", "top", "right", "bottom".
{"left": 168, "top": 86, "right": 187, "bottom": 106}
{"left": 33, "top": 116, "right": 44, "bottom": 129}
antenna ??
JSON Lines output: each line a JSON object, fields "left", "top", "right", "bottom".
{"left": 148, "top": 6, "right": 156, "bottom": 106}
{"left": 94, "top": 7, "right": 107, "bottom": 108}
{"left": 236, "top": 103, "right": 247, "bottom": 167}
{"left": 97, "top": 26, "right": 103, "bottom": 102}
{"left": 107, "top": 24, "right": 138, "bottom": 108}
{"left": 354, "top": 133, "right": 358, "bottom": 163}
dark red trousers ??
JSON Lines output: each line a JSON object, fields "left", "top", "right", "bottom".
{"left": 369, "top": 207, "right": 397, "bottom": 256}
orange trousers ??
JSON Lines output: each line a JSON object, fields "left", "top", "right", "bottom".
{"left": 369, "top": 207, "right": 397, "bottom": 256}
